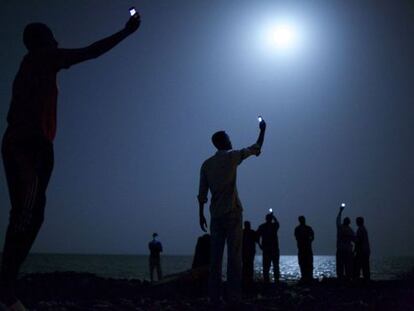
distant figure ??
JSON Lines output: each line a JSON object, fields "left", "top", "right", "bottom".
{"left": 242, "top": 221, "right": 258, "bottom": 285}
{"left": 192, "top": 234, "right": 211, "bottom": 269}
{"left": 148, "top": 233, "right": 163, "bottom": 282}
{"left": 336, "top": 205, "right": 355, "bottom": 280}
{"left": 354, "top": 217, "right": 371, "bottom": 281}
{"left": 0, "top": 13, "right": 140, "bottom": 309}
{"left": 197, "top": 119, "right": 266, "bottom": 303}
{"left": 294, "top": 216, "right": 314, "bottom": 282}
{"left": 257, "top": 212, "right": 280, "bottom": 284}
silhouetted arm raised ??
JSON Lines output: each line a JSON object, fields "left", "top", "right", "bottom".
{"left": 256, "top": 119, "right": 266, "bottom": 148}
{"left": 336, "top": 206, "right": 344, "bottom": 227}
{"left": 56, "top": 15, "right": 140, "bottom": 69}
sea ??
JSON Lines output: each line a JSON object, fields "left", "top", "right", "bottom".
{"left": 13, "top": 254, "right": 414, "bottom": 281}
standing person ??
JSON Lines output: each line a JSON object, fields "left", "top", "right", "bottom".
{"left": 197, "top": 119, "right": 266, "bottom": 303}
{"left": 294, "top": 216, "right": 314, "bottom": 282}
{"left": 354, "top": 217, "right": 371, "bottom": 281}
{"left": 242, "top": 221, "right": 258, "bottom": 286}
{"left": 336, "top": 204, "right": 355, "bottom": 280}
{"left": 257, "top": 212, "right": 280, "bottom": 284}
{"left": 148, "top": 233, "right": 163, "bottom": 282}
{"left": 0, "top": 13, "right": 140, "bottom": 310}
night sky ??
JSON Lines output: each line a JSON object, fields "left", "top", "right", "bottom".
{"left": 1, "top": 1, "right": 413, "bottom": 256}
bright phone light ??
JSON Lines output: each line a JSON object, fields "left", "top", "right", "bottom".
{"left": 258, "top": 116, "right": 263, "bottom": 122}
{"left": 269, "top": 208, "right": 273, "bottom": 213}
{"left": 341, "top": 203, "right": 346, "bottom": 207}
{"left": 129, "top": 8, "right": 137, "bottom": 16}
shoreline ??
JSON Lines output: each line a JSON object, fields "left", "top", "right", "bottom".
{"left": 9, "top": 271, "right": 414, "bottom": 310}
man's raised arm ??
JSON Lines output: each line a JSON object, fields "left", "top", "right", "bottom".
{"left": 256, "top": 119, "right": 267, "bottom": 150}
{"left": 337, "top": 206, "right": 344, "bottom": 227}
{"left": 57, "top": 15, "right": 141, "bottom": 69}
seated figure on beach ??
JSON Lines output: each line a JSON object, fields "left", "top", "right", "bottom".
{"left": 257, "top": 212, "right": 280, "bottom": 284}
{"left": 336, "top": 204, "right": 355, "bottom": 280}
{"left": 197, "top": 119, "right": 266, "bottom": 303}
{"left": 192, "top": 234, "right": 211, "bottom": 269}
{"left": 148, "top": 233, "right": 163, "bottom": 282}
{"left": 0, "top": 12, "right": 140, "bottom": 311}
{"left": 242, "top": 221, "right": 258, "bottom": 286}
{"left": 294, "top": 216, "right": 314, "bottom": 282}
{"left": 354, "top": 217, "right": 371, "bottom": 281}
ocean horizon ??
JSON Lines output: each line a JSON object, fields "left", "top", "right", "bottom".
{"left": 3, "top": 253, "right": 412, "bottom": 281}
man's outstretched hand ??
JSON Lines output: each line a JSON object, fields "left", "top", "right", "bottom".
{"left": 125, "top": 13, "right": 141, "bottom": 34}
{"left": 199, "top": 214, "right": 208, "bottom": 232}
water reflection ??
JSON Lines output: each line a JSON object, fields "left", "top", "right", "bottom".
{"left": 254, "top": 255, "right": 336, "bottom": 281}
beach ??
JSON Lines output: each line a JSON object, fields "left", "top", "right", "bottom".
{"left": 9, "top": 271, "right": 414, "bottom": 310}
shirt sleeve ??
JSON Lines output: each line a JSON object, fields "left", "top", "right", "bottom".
{"left": 197, "top": 164, "right": 209, "bottom": 204}
{"left": 233, "top": 143, "right": 261, "bottom": 165}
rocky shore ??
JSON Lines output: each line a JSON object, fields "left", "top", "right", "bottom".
{"left": 8, "top": 271, "right": 414, "bottom": 310}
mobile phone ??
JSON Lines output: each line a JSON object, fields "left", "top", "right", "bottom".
{"left": 129, "top": 7, "right": 137, "bottom": 17}
{"left": 258, "top": 116, "right": 263, "bottom": 122}
{"left": 341, "top": 203, "right": 346, "bottom": 208}
{"left": 269, "top": 208, "right": 273, "bottom": 213}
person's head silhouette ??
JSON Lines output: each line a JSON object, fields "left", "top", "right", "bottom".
{"left": 298, "top": 215, "right": 306, "bottom": 225}
{"left": 343, "top": 217, "right": 351, "bottom": 226}
{"left": 212, "top": 131, "right": 232, "bottom": 151}
{"left": 152, "top": 232, "right": 158, "bottom": 239}
{"left": 265, "top": 213, "right": 273, "bottom": 223}
{"left": 23, "top": 23, "right": 58, "bottom": 51}
{"left": 244, "top": 221, "right": 251, "bottom": 230}
{"left": 356, "top": 217, "right": 364, "bottom": 227}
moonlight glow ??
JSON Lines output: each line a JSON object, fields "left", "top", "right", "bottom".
{"left": 266, "top": 22, "right": 298, "bottom": 51}
{"left": 258, "top": 17, "right": 304, "bottom": 56}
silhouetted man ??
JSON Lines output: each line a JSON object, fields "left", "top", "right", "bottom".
{"left": 242, "top": 221, "right": 258, "bottom": 286}
{"left": 294, "top": 216, "right": 314, "bottom": 282}
{"left": 1, "top": 13, "right": 140, "bottom": 310}
{"left": 257, "top": 212, "right": 280, "bottom": 284}
{"left": 336, "top": 205, "right": 355, "bottom": 280}
{"left": 198, "top": 119, "right": 266, "bottom": 303}
{"left": 354, "top": 217, "right": 370, "bottom": 281}
{"left": 148, "top": 233, "right": 163, "bottom": 282}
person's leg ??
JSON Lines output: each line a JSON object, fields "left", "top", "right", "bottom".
{"left": 262, "top": 253, "right": 271, "bottom": 283}
{"left": 344, "top": 251, "right": 353, "bottom": 280}
{"left": 308, "top": 251, "right": 314, "bottom": 280}
{"left": 298, "top": 252, "right": 305, "bottom": 280}
{"left": 1, "top": 137, "right": 53, "bottom": 306}
{"left": 247, "top": 255, "right": 254, "bottom": 284}
{"left": 362, "top": 254, "right": 370, "bottom": 281}
{"left": 353, "top": 253, "right": 361, "bottom": 279}
{"left": 156, "top": 259, "right": 162, "bottom": 281}
{"left": 226, "top": 213, "right": 242, "bottom": 302}
{"left": 336, "top": 251, "right": 344, "bottom": 279}
{"left": 149, "top": 258, "right": 154, "bottom": 282}
{"left": 208, "top": 217, "right": 226, "bottom": 303}
{"left": 272, "top": 252, "right": 280, "bottom": 282}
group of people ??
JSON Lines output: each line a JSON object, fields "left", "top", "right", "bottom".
{"left": 242, "top": 214, "right": 314, "bottom": 286}
{"left": 241, "top": 205, "right": 370, "bottom": 286}
{"left": 336, "top": 205, "right": 371, "bottom": 281}
{"left": 197, "top": 126, "right": 371, "bottom": 303}
{"left": 0, "top": 7, "right": 372, "bottom": 310}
